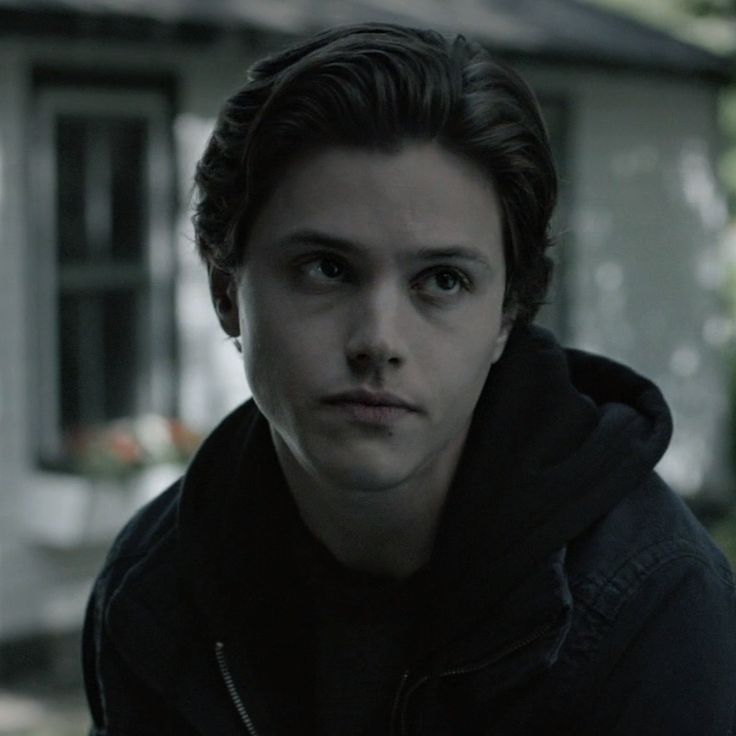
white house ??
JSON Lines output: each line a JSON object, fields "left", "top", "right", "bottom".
{"left": 0, "top": 0, "right": 733, "bottom": 644}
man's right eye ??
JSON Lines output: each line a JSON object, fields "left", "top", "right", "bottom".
{"left": 297, "top": 255, "right": 347, "bottom": 283}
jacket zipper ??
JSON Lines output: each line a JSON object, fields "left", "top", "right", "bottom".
{"left": 390, "top": 670, "right": 410, "bottom": 732}
{"left": 394, "top": 621, "right": 554, "bottom": 735}
{"left": 215, "top": 641, "right": 260, "bottom": 736}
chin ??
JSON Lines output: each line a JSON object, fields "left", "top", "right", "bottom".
{"left": 315, "top": 453, "right": 415, "bottom": 494}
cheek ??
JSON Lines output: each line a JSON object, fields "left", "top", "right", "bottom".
{"left": 440, "top": 348, "right": 495, "bottom": 403}
{"left": 426, "top": 313, "right": 503, "bottom": 379}
{"left": 240, "top": 307, "right": 334, "bottom": 399}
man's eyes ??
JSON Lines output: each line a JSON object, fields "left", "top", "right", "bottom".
{"left": 291, "top": 254, "right": 473, "bottom": 300}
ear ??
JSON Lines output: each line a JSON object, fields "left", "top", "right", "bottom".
{"left": 490, "top": 311, "right": 515, "bottom": 364}
{"left": 208, "top": 266, "right": 241, "bottom": 337}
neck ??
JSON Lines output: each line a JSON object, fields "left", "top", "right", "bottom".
{"left": 272, "top": 432, "right": 467, "bottom": 580}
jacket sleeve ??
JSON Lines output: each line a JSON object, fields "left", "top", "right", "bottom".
{"left": 575, "top": 553, "right": 736, "bottom": 735}
{"left": 82, "top": 569, "right": 182, "bottom": 736}
{"left": 82, "top": 583, "right": 106, "bottom": 735}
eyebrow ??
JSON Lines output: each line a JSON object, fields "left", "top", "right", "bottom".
{"left": 274, "top": 228, "right": 494, "bottom": 269}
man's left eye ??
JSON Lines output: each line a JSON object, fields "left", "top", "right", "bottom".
{"left": 415, "top": 268, "right": 470, "bottom": 296}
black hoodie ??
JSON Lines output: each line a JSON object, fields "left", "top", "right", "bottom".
{"left": 84, "top": 325, "right": 736, "bottom": 735}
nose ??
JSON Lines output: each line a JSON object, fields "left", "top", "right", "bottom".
{"left": 345, "top": 282, "right": 405, "bottom": 374}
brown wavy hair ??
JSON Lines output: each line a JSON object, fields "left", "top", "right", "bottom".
{"left": 193, "top": 22, "right": 557, "bottom": 324}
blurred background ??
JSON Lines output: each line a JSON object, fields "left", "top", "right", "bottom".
{"left": 1, "top": 0, "right": 736, "bottom": 732}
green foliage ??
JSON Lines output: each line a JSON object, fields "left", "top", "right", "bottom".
{"left": 685, "top": 0, "right": 735, "bottom": 17}
{"left": 729, "top": 352, "right": 736, "bottom": 472}
{"left": 719, "top": 89, "right": 736, "bottom": 213}
{"left": 711, "top": 505, "right": 736, "bottom": 570}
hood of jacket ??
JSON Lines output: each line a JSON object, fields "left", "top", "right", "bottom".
{"left": 173, "top": 323, "right": 672, "bottom": 657}
{"left": 421, "top": 323, "right": 672, "bottom": 652}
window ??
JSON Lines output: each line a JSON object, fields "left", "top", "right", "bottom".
{"left": 32, "top": 84, "right": 177, "bottom": 466}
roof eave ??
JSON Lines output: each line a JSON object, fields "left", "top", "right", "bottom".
{"left": 0, "top": 5, "right": 732, "bottom": 84}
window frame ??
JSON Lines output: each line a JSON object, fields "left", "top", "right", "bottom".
{"left": 31, "top": 83, "right": 177, "bottom": 467}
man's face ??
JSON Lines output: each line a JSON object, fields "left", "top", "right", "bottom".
{"left": 224, "top": 142, "right": 511, "bottom": 493}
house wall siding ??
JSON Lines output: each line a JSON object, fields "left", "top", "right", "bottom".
{"left": 522, "top": 64, "right": 730, "bottom": 499}
{"left": 0, "top": 40, "right": 36, "bottom": 640}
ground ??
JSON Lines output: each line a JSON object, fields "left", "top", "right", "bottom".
{"left": 0, "top": 632, "right": 88, "bottom": 736}
{"left": 0, "top": 688, "right": 88, "bottom": 736}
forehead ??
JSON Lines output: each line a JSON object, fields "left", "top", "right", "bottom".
{"left": 247, "top": 142, "right": 503, "bottom": 261}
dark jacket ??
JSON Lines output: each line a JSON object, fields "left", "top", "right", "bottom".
{"left": 83, "top": 326, "right": 736, "bottom": 734}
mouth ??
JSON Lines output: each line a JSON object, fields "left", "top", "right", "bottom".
{"left": 321, "top": 389, "right": 420, "bottom": 424}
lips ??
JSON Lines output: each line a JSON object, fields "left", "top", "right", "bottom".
{"left": 321, "top": 389, "right": 420, "bottom": 423}
{"left": 322, "top": 389, "right": 419, "bottom": 411}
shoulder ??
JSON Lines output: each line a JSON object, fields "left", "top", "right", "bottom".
{"left": 91, "top": 480, "right": 183, "bottom": 604}
{"left": 84, "top": 479, "right": 196, "bottom": 693}
{"left": 567, "top": 473, "right": 734, "bottom": 614}
{"left": 553, "top": 475, "right": 736, "bottom": 730}
{"left": 108, "top": 480, "right": 181, "bottom": 561}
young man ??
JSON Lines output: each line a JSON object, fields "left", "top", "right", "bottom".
{"left": 83, "top": 22, "right": 736, "bottom": 735}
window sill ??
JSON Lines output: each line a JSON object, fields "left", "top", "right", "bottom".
{"left": 22, "top": 463, "right": 182, "bottom": 549}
